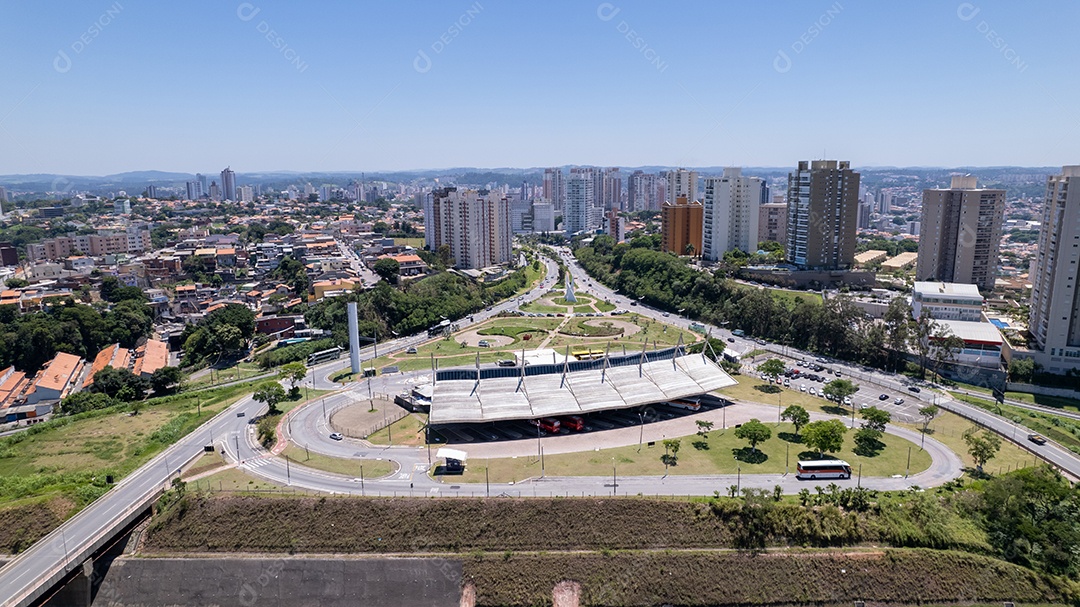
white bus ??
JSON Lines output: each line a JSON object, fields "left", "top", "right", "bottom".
{"left": 796, "top": 459, "right": 852, "bottom": 480}
{"left": 665, "top": 398, "right": 701, "bottom": 412}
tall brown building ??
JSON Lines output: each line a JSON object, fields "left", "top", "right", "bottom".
{"left": 785, "top": 160, "right": 860, "bottom": 270}
{"left": 758, "top": 202, "right": 788, "bottom": 244}
{"left": 915, "top": 175, "right": 1005, "bottom": 292}
{"left": 661, "top": 196, "right": 703, "bottom": 256}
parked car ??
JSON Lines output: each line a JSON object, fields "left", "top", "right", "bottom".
{"left": 894, "top": 398, "right": 905, "bottom": 405}
{"left": 496, "top": 359, "right": 517, "bottom": 367}
{"left": 809, "top": 387, "right": 817, "bottom": 396}
{"left": 478, "top": 340, "right": 491, "bottom": 347}
{"left": 800, "top": 384, "right": 807, "bottom": 392}
{"left": 879, "top": 393, "right": 889, "bottom": 400}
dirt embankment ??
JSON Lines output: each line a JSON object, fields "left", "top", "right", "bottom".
{"left": 463, "top": 549, "right": 1075, "bottom": 607}
{"left": 140, "top": 496, "right": 1078, "bottom": 607}
{"left": 0, "top": 496, "right": 78, "bottom": 554}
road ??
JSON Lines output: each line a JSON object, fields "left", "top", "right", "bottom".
{"left": 2, "top": 245, "right": 1075, "bottom": 606}
{"left": 554, "top": 245, "right": 1080, "bottom": 478}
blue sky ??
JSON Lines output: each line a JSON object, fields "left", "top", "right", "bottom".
{"left": 0, "top": 1, "right": 1077, "bottom": 174}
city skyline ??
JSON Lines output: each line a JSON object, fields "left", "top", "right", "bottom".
{"left": 1, "top": 1, "right": 1078, "bottom": 174}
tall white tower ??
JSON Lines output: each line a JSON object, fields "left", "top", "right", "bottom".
{"left": 347, "top": 302, "right": 361, "bottom": 374}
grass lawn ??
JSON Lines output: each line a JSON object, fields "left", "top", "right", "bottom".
{"left": 955, "top": 382, "right": 1080, "bottom": 412}
{"left": 367, "top": 413, "right": 428, "bottom": 446}
{"left": 0, "top": 380, "right": 259, "bottom": 512}
{"left": 281, "top": 444, "right": 396, "bottom": 478}
{"left": 519, "top": 302, "right": 568, "bottom": 314}
{"left": 594, "top": 300, "right": 616, "bottom": 312}
{"left": 393, "top": 237, "right": 425, "bottom": 248}
{"left": 897, "top": 410, "right": 1036, "bottom": 474}
{"left": 194, "top": 467, "right": 283, "bottom": 492}
{"left": 181, "top": 450, "right": 227, "bottom": 480}
{"left": 951, "top": 392, "right": 1080, "bottom": 456}
{"left": 735, "top": 284, "right": 822, "bottom": 307}
{"left": 559, "top": 318, "right": 623, "bottom": 337}
{"left": 453, "top": 421, "right": 930, "bottom": 485}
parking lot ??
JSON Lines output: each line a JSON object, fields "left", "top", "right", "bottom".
{"left": 748, "top": 357, "right": 924, "bottom": 423}
{"left": 429, "top": 394, "right": 729, "bottom": 444}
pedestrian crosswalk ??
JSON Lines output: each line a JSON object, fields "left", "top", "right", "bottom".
{"left": 241, "top": 456, "right": 273, "bottom": 470}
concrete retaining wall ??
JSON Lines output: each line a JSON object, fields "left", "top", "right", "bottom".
{"left": 1007, "top": 382, "right": 1080, "bottom": 400}
{"left": 92, "top": 557, "right": 462, "bottom": 607}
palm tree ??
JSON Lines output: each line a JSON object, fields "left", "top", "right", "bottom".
{"left": 684, "top": 242, "right": 696, "bottom": 258}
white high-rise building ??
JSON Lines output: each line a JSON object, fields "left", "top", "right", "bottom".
{"left": 601, "top": 168, "right": 622, "bottom": 211}
{"left": 237, "top": 185, "right": 254, "bottom": 203}
{"left": 1028, "top": 166, "right": 1080, "bottom": 374}
{"left": 702, "top": 167, "right": 761, "bottom": 260}
{"left": 532, "top": 201, "right": 555, "bottom": 233}
{"left": 564, "top": 172, "right": 600, "bottom": 236}
{"left": 427, "top": 188, "right": 512, "bottom": 269}
{"left": 185, "top": 180, "right": 203, "bottom": 201}
{"left": 667, "top": 168, "right": 698, "bottom": 204}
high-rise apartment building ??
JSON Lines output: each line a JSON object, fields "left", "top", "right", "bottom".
{"left": 758, "top": 202, "right": 788, "bottom": 245}
{"left": 602, "top": 209, "right": 625, "bottom": 242}
{"left": 661, "top": 196, "right": 703, "bottom": 256}
{"left": 209, "top": 181, "right": 221, "bottom": 201}
{"left": 1028, "top": 166, "right": 1080, "bottom": 373}
{"left": 0, "top": 186, "right": 9, "bottom": 203}
{"left": 427, "top": 188, "right": 512, "bottom": 270}
{"left": 667, "top": 168, "right": 698, "bottom": 204}
{"left": 185, "top": 180, "right": 204, "bottom": 201}
{"left": 915, "top": 175, "right": 1005, "bottom": 292}
{"left": 564, "top": 172, "right": 600, "bottom": 235}
{"left": 601, "top": 168, "right": 622, "bottom": 210}
{"left": 701, "top": 167, "right": 760, "bottom": 260}
{"left": 627, "top": 171, "right": 665, "bottom": 212}
{"left": 785, "top": 160, "right": 860, "bottom": 270}
{"left": 542, "top": 168, "right": 565, "bottom": 211}
{"left": 238, "top": 185, "right": 254, "bottom": 203}
{"left": 220, "top": 167, "right": 236, "bottom": 201}
{"left": 857, "top": 200, "right": 873, "bottom": 230}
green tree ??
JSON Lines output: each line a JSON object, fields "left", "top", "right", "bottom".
{"left": 150, "top": 366, "right": 184, "bottom": 395}
{"left": 882, "top": 297, "right": 913, "bottom": 371}
{"left": 822, "top": 378, "right": 859, "bottom": 404}
{"left": 695, "top": 419, "right": 714, "bottom": 439}
{"left": 4, "top": 277, "right": 28, "bottom": 288}
{"left": 734, "top": 418, "right": 772, "bottom": 453}
{"left": 963, "top": 429, "right": 1001, "bottom": 473}
{"left": 373, "top": 257, "right": 401, "bottom": 284}
{"left": 1008, "top": 357, "right": 1037, "bottom": 383}
{"left": 803, "top": 419, "right": 847, "bottom": 457}
{"left": 661, "top": 438, "right": 681, "bottom": 467}
{"left": 918, "top": 404, "right": 940, "bottom": 434}
{"left": 213, "top": 324, "right": 246, "bottom": 353}
{"left": 860, "top": 406, "right": 891, "bottom": 432}
{"left": 756, "top": 358, "right": 786, "bottom": 378}
{"left": 279, "top": 361, "right": 307, "bottom": 397}
{"left": 92, "top": 366, "right": 149, "bottom": 401}
{"left": 909, "top": 311, "right": 938, "bottom": 378}
{"left": 853, "top": 427, "right": 884, "bottom": 455}
{"left": 780, "top": 405, "right": 810, "bottom": 435}
{"left": 253, "top": 381, "right": 286, "bottom": 414}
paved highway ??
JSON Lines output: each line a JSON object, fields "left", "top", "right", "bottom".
{"left": 2, "top": 246, "right": 1075, "bottom": 606}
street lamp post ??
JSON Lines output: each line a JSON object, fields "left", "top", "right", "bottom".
{"left": 637, "top": 411, "right": 644, "bottom": 452}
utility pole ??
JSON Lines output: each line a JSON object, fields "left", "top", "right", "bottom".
{"left": 360, "top": 465, "right": 365, "bottom": 496}
{"left": 905, "top": 446, "right": 911, "bottom": 478}
{"left": 285, "top": 454, "right": 291, "bottom": 484}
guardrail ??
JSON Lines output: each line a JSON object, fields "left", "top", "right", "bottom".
{"left": 6, "top": 446, "right": 203, "bottom": 607}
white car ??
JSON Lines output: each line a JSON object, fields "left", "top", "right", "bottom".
{"left": 800, "top": 384, "right": 806, "bottom": 392}
{"left": 783, "top": 379, "right": 790, "bottom": 387}
{"left": 843, "top": 396, "right": 852, "bottom": 405}
{"left": 808, "top": 387, "right": 817, "bottom": 396}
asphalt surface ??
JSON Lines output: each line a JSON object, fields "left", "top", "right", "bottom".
{"left": 2, "top": 247, "right": 1077, "bottom": 606}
